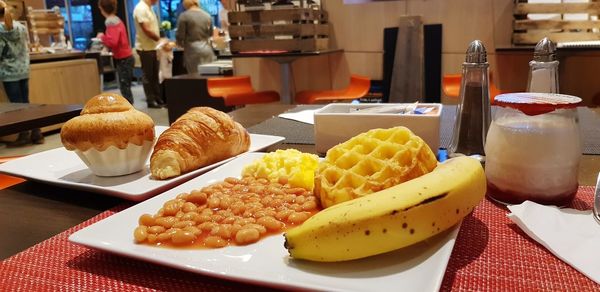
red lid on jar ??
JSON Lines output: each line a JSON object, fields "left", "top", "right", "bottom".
{"left": 494, "top": 93, "right": 581, "bottom": 116}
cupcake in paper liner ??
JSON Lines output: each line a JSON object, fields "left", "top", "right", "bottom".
{"left": 60, "top": 93, "right": 155, "bottom": 176}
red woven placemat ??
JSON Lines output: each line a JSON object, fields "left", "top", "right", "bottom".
{"left": 0, "top": 187, "right": 598, "bottom": 291}
{"left": 0, "top": 203, "right": 268, "bottom": 291}
{"left": 441, "top": 186, "right": 599, "bottom": 291}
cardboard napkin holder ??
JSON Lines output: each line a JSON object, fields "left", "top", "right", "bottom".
{"left": 314, "top": 103, "right": 442, "bottom": 154}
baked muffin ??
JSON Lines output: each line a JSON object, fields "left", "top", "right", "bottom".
{"left": 61, "top": 93, "right": 155, "bottom": 176}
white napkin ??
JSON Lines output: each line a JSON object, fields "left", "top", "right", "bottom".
{"left": 278, "top": 110, "right": 316, "bottom": 125}
{"left": 507, "top": 201, "right": 600, "bottom": 284}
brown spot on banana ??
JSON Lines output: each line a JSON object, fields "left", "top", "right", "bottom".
{"left": 283, "top": 234, "right": 292, "bottom": 251}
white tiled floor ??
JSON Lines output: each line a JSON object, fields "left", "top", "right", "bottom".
{"left": 0, "top": 84, "right": 169, "bottom": 157}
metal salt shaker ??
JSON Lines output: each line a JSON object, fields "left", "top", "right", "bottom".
{"left": 527, "top": 37, "right": 559, "bottom": 94}
{"left": 448, "top": 40, "right": 492, "bottom": 163}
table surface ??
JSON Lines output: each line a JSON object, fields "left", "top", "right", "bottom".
{"left": 0, "top": 104, "right": 598, "bottom": 290}
{"left": 29, "top": 51, "right": 85, "bottom": 63}
{"left": 230, "top": 48, "right": 343, "bottom": 59}
{"left": 168, "top": 73, "right": 214, "bottom": 80}
{"left": 0, "top": 103, "right": 83, "bottom": 136}
{"left": 0, "top": 104, "right": 296, "bottom": 260}
{"left": 496, "top": 45, "right": 600, "bottom": 51}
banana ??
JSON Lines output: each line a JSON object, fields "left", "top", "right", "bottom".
{"left": 283, "top": 156, "right": 486, "bottom": 262}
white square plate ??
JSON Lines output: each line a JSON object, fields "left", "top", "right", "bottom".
{"left": 0, "top": 127, "right": 284, "bottom": 201}
{"left": 69, "top": 152, "right": 459, "bottom": 291}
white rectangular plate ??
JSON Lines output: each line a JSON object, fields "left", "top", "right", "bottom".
{"left": 69, "top": 152, "right": 459, "bottom": 291}
{"left": 0, "top": 127, "right": 284, "bottom": 201}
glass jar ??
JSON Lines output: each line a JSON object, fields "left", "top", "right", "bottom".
{"left": 484, "top": 93, "right": 582, "bottom": 206}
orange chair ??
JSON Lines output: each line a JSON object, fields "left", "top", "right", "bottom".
{"left": 0, "top": 174, "right": 25, "bottom": 190}
{"left": 295, "top": 74, "right": 371, "bottom": 104}
{"left": 442, "top": 73, "right": 504, "bottom": 104}
{"left": 207, "top": 76, "right": 280, "bottom": 107}
{"left": 0, "top": 155, "right": 25, "bottom": 189}
{"left": 442, "top": 74, "right": 462, "bottom": 98}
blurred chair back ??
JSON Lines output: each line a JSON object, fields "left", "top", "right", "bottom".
{"left": 207, "top": 76, "right": 279, "bottom": 107}
{"left": 442, "top": 74, "right": 461, "bottom": 98}
{"left": 295, "top": 74, "right": 371, "bottom": 104}
{"left": 442, "top": 73, "right": 504, "bottom": 104}
{"left": 207, "top": 76, "right": 254, "bottom": 97}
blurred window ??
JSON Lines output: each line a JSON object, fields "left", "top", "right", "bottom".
{"left": 199, "top": 0, "right": 221, "bottom": 27}
{"left": 44, "top": 0, "right": 94, "bottom": 50}
{"left": 159, "top": 0, "right": 182, "bottom": 29}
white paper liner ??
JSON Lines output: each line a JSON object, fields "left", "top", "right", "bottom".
{"left": 74, "top": 140, "right": 154, "bottom": 177}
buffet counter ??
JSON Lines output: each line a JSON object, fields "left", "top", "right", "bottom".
{"left": 28, "top": 51, "right": 100, "bottom": 105}
{"left": 29, "top": 51, "right": 86, "bottom": 63}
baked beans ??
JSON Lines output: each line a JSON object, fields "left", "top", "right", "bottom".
{"left": 134, "top": 175, "right": 320, "bottom": 248}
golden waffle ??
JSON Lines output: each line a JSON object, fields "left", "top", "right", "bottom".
{"left": 315, "top": 126, "right": 438, "bottom": 208}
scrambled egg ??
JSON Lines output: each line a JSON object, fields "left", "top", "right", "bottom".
{"left": 242, "top": 149, "right": 319, "bottom": 190}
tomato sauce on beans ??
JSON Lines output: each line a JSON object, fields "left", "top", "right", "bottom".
{"left": 134, "top": 176, "right": 320, "bottom": 248}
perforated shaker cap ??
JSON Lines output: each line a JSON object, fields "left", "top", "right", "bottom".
{"left": 533, "top": 37, "right": 557, "bottom": 62}
{"left": 465, "top": 40, "right": 487, "bottom": 63}
{"left": 494, "top": 92, "right": 581, "bottom": 115}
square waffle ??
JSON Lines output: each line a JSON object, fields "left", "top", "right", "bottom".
{"left": 315, "top": 126, "right": 438, "bottom": 208}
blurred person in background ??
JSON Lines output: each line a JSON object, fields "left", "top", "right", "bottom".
{"left": 176, "top": 0, "right": 215, "bottom": 74}
{"left": 133, "top": 0, "right": 165, "bottom": 108}
{"left": 157, "top": 40, "right": 175, "bottom": 84}
{"left": 97, "top": 0, "right": 135, "bottom": 104}
{"left": 0, "top": 0, "right": 44, "bottom": 146}
{"left": 219, "top": 0, "right": 230, "bottom": 32}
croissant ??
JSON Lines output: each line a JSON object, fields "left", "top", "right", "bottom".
{"left": 150, "top": 107, "right": 251, "bottom": 180}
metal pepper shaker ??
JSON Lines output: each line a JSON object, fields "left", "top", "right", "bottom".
{"left": 448, "top": 40, "right": 492, "bottom": 163}
{"left": 527, "top": 37, "right": 559, "bottom": 93}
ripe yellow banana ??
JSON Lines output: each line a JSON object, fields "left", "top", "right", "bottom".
{"left": 283, "top": 156, "right": 486, "bottom": 262}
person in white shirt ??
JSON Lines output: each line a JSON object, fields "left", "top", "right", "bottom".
{"left": 133, "top": 0, "right": 164, "bottom": 108}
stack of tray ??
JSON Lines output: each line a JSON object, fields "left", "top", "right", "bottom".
{"left": 229, "top": 8, "right": 330, "bottom": 52}
{"left": 513, "top": 2, "right": 600, "bottom": 45}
